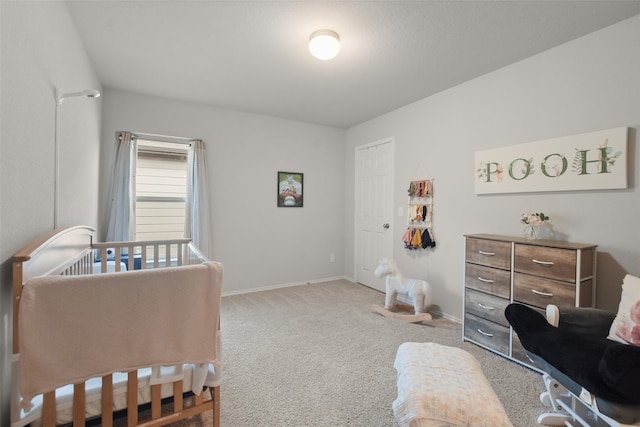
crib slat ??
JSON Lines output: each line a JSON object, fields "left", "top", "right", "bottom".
{"left": 42, "top": 391, "right": 56, "bottom": 427}
{"left": 141, "top": 246, "right": 147, "bottom": 270}
{"left": 127, "top": 245, "right": 136, "bottom": 270}
{"left": 102, "top": 374, "right": 114, "bottom": 427}
{"left": 73, "top": 382, "right": 86, "bottom": 426}
{"left": 173, "top": 380, "right": 183, "bottom": 411}
{"left": 128, "top": 371, "right": 139, "bottom": 426}
{"left": 114, "top": 246, "right": 122, "bottom": 272}
{"left": 98, "top": 247, "right": 108, "bottom": 273}
{"left": 153, "top": 244, "right": 160, "bottom": 268}
{"left": 194, "top": 390, "right": 203, "bottom": 406}
{"left": 151, "top": 384, "right": 161, "bottom": 419}
{"left": 212, "top": 385, "right": 221, "bottom": 427}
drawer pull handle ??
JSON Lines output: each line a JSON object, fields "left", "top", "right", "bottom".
{"left": 477, "top": 328, "right": 494, "bottom": 337}
{"left": 532, "top": 259, "right": 554, "bottom": 266}
{"left": 478, "top": 251, "right": 495, "bottom": 256}
{"left": 478, "top": 303, "right": 495, "bottom": 311}
{"left": 477, "top": 277, "right": 494, "bottom": 283}
{"left": 532, "top": 289, "right": 554, "bottom": 297}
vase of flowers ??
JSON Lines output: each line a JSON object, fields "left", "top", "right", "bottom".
{"left": 520, "top": 212, "right": 550, "bottom": 240}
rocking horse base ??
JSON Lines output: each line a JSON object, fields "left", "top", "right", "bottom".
{"left": 371, "top": 303, "right": 433, "bottom": 324}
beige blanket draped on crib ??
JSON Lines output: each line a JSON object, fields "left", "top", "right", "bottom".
{"left": 18, "top": 261, "right": 222, "bottom": 410}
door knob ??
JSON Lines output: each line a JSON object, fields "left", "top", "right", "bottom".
{"left": 383, "top": 223, "right": 390, "bottom": 229}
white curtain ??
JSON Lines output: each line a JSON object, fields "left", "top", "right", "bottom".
{"left": 185, "top": 140, "right": 212, "bottom": 258}
{"left": 105, "top": 131, "right": 135, "bottom": 242}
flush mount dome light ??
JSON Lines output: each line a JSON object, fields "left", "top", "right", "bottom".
{"left": 308, "top": 29, "right": 340, "bottom": 60}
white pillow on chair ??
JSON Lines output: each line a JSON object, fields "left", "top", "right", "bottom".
{"left": 608, "top": 274, "right": 640, "bottom": 345}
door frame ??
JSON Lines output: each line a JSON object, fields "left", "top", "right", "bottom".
{"left": 354, "top": 137, "right": 395, "bottom": 290}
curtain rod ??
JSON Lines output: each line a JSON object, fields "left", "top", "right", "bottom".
{"left": 119, "top": 131, "right": 198, "bottom": 145}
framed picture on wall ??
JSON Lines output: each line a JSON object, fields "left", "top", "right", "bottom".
{"left": 474, "top": 127, "right": 628, "bottom": 194}
{"left": 277, "top": 171, "right": 303, "bottom": 207}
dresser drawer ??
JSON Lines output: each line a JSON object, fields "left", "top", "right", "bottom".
{"left": 514, "top": 244, "right": 576, "bottom": 282}
{"left": 466, "top": 238, "right": 511, "bottom": 270}
{"left": 465, "top": 288, "right": 509, "bottom": 327}
{"left": 464, "top": 312, "right": 509, "bottom": 354}
{"left": 513, "top": 272, "right": 576, "bottom": 308}
{"left": 463, "top": 234, "right": 596, "bottom": 371}
{"left": 465, "top": 263, "right": 511, "bottom": 298}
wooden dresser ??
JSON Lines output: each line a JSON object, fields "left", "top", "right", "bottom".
{"left": 463, "top": 234, "right": 596, "bottom": 370}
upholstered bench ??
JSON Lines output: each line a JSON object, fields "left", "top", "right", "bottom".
{"left": 393, "top": 342, "right": 512, "bottom": 427}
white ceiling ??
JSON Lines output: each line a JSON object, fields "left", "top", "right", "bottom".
{"left": 66, "top": 0, "right": 640, "bottom": 129}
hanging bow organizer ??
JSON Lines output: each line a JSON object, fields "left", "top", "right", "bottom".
{"left": 403, "top": 179, "right": 435, "bottom": 250}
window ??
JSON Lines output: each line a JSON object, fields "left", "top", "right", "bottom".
{"left": 135, "top": 139, "right": 189, "bottom": 242}
{"left": 107, "top": 131, "right": 210, "bottom": 260}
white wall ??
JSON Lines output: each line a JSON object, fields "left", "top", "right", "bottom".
{"left": 0, "top": 2, "right": 102, "bottom": 425}
{"left": 100, "top": 89, "right": 346, "bottom": 294}
{"left": 345, "top": 15, "right": 640, "bottom": 320}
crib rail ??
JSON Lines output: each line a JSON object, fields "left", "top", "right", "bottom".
{"left": 13, "top": 228, "right": 207, "bottom": 352}
{"left": 92, "top": 238, "right": 206, "bottom": 273}
{"left": 39, "top": 377, "right": 218, "bottom": 427}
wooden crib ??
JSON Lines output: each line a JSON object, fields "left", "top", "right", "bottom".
{"left": 11, "top": 225, "right": 221, "bottom": 427}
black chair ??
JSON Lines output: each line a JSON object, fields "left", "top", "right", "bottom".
{"left": 505, "top": 303, "right": 640, "bottom": 426}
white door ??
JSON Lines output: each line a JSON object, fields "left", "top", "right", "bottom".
{"left": 355, "top": 139, "right": 394, "bottom": 293}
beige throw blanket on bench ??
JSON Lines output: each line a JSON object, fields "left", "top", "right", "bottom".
{"left": 18, "top": 261, "right": 222, "bottom": 410}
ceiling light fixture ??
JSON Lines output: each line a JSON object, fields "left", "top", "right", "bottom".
{"left": 308, "top": 29, "right": 340, "bottom": 61}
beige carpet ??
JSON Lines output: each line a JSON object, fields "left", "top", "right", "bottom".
{"left": 169, "top": 279, "right": 546, "bottom": 426}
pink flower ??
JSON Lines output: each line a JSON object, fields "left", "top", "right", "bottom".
{"left": 520, "top": 212, "right": 550, "bottom": 225}
{"left": 529, "top": 215, "right": 542, "bottom": 226}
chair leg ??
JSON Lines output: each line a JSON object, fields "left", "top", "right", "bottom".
{"left": 537, "top": 374, "right": 573, "bottom": 426}
{"left": 542, "top": 374, "right": 571, "bottom": 413}
{"left": 537, "top": 412, "right": 573, "bottom": 426}
{"left": 537, "top": 374, "right": 626, "bottom": 427}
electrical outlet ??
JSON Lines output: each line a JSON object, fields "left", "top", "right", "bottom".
{"left": 329, "top": 253, "right": 335, "bottom": 262}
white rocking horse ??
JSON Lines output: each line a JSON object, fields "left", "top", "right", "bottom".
{"left": 372, "top": 259, "right": 432, "bottom": 323}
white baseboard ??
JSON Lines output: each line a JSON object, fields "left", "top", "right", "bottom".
{"left": 221, "top": 276, "right": 350, "bottom": 297}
